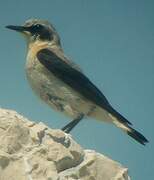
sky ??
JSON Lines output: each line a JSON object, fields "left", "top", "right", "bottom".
{"left": 0, "top": 0, "right": 154, "bottom": 179}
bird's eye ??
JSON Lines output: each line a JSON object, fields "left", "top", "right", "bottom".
{"left": 30, "top": 23, "right": 52, "bottom": 41}
{"left": 34, "top": 24, "right": 43, "bottom": 29}
{"left": 30, "top": 24, "right": 44, "bottom": 34}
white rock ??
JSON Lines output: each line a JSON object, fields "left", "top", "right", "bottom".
{"left": 0, "top": 108, "right": 130, "bottom": 180}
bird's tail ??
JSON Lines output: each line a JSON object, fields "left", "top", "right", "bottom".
{"left": 109, "top": 113, "right": 149, "bottom": 145}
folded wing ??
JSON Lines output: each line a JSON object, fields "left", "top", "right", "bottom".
{"left": 37, "top": 48, "right": 132, "bottom": 126}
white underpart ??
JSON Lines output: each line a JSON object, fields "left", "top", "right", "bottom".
{"left": 63, "top": 104, "right": 75, "bottom": 116}
{"left": 108, "top": 113, "right": 131, "bottom": 132}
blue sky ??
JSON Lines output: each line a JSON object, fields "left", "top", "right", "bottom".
{"left": 0, "top": 0, "right": 154, "bottom": 179}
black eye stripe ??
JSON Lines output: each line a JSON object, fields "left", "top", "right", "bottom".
{"left": 30, "top": 24, "right": 44, "bottom": 33}
{"left": 29, "top": 24, "right": 53, "bottom": 41}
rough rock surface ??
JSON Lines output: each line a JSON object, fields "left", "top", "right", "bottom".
{"left": 0, "top": 108, "right": 130, "bottom": 180}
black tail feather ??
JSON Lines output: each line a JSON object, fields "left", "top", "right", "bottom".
{"left": 108, "top": 106, "right": 132, "bottom": 125}
{"left": 127, "top": 127, "right": 149, "bottom": 145}
{"left": 106, "top": 105, "right": 148, "bottom": 145}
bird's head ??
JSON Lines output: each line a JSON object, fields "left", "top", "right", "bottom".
{"left": 6, "top": 19, "right": 61, "bottom": 46}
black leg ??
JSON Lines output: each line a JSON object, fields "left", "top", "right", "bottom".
{"left": 61, "top": 114, "right": 84, "bottom": 133}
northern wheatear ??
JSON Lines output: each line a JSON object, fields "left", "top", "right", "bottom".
{"left": 6, "top": 19, "right": 148, "bottom": 145}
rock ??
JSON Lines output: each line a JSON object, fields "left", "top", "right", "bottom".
{"left": 0, "top": 108, "right": 130, "bottom": 180}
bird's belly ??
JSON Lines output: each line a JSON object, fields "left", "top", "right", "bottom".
{"left": 25, "top": 62, "right": 94, "bottom": 118}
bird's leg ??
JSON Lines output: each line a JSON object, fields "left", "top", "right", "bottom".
{"left": 61, "top": 114, "right": 84, "bottom": 133}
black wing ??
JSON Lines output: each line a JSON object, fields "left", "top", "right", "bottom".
{"left": 37, "top": 48, "right": 132, "bottom": 125}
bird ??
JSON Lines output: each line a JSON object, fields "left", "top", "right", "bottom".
{"left": 6, "top": 19, "right": 148, "bottom": 145}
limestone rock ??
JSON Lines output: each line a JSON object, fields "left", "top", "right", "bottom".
{"left": 0, "top": 108, "right": 130, "bottom": 180}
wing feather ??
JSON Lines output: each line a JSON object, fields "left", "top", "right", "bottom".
{"left": 37, "top": 48, "right": 132, "bottom": 125}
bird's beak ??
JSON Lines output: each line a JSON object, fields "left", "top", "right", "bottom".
{"left": 5, "top": 25, "right": 29, "bottom": 32}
